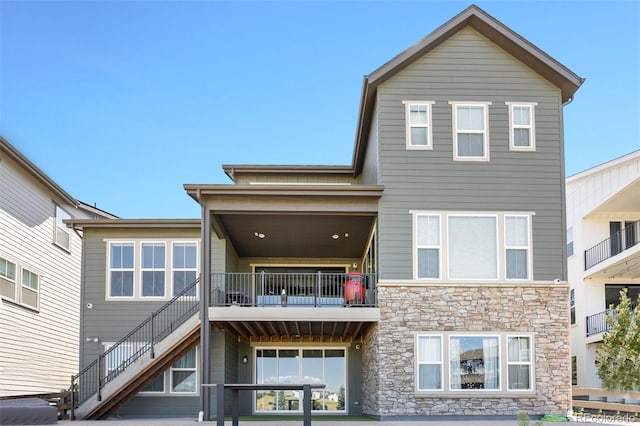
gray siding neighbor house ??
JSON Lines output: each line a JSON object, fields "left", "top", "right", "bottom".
{"left": 69, "top": 5, "right": 583, "bottom": 420}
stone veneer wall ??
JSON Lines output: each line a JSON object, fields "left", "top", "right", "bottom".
{"left": 361, "top": 284, "right": 570, "bottom": 418}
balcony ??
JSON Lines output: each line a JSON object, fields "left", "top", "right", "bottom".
{"left": 210, "top": 272, "right": 376, "bottom": 308}
{"left": 585, "top": 302, "right": 637, "bottom": 339}
{"left": 584, "top": 221, "right": 640, "bottom": 279}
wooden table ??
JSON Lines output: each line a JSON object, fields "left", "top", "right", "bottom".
{"left": 203, "top": 383, "right": 326, "bottom": 426}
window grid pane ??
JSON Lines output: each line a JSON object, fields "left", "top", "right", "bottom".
{"left": 507, "top": 336, "right": 531, "bottom": 390}
{"left": 417, "top": 336, "right": 442, "bottom": 390}
{"left": 0, "top": 258, "right": 16, "bottom": 281}
{"left": 142, "top": 243, "right": 165, "bottom": 297}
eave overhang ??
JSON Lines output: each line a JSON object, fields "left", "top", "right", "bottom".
{"left": 1, "top": 136, "right": 78, "bottom": 207}
{"left": 64, "top": 218, "right": 201, "bottom": 230}
{"left": 221, "top": 164, "right": 354, "bottom": 183}
{"left": 352, "top": 4, "right": 585, "bottom": 176}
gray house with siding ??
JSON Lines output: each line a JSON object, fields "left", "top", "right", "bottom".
{"left": 69, "top": 5, "right": 583, "bottom": 420}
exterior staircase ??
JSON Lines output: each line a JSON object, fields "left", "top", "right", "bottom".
{"left": 71, "top": 279, "right": 200, "bottom": 420}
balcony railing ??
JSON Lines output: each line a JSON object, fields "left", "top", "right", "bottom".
{"left": 586, "top": 302, "right": 637, "bottom": 337}
{"left": 584, "top": 221, "right": 639, "bottom": 270}
{"left": 210, "top": 272, "right": 377, "bottom": 307}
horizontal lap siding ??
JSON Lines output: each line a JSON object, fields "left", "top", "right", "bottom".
{"left": 376, "top": 27, "right": 565, "bottom": 280}
{"left": 80, "top": 228, "right": 200, "bottom": 370}
{"left": 0, "top": 155, "right": 92, "bottom": 395}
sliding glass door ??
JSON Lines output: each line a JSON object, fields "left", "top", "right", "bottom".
{"left": 255, "top": 347, "right": 346, "bottom": 413}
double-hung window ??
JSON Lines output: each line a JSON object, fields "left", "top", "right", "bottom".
{"left": 141, "top": 242, "right": 166, "bottom": 298}
{"left": 570, "top": 289, "right": 576, "bottom": 325}
{"left": 416, "top": 335, "right": 442, "bottom": 390}
{"left": 404, "top": 101, "right": 434, "bottom": 149}
{"left": 54, "top": 205, "right": 71, "bottom": 251}
{"left": 0, "top": 257, "right": 17, "bottom": 301}
{"left": 21, "top": 268, "right": 39, "bottom": 310}
{"left": 171, "top": 347, "right": 197, "bottom": 393}
{"left": 450, "top": 102, "right": 490, "bottom": 161}
{"left": 173, "top": 242, "right": 197, "bottom": 296}
{"left": 507, "top": 336, "right": 532, "bottom": 390}
{"left": 416, "top": 214, "right": 440, "bottom": 279}
{"left": 109, "top": 242, "right": 134, "bottom": 297}
{"left": 567, "top": 227, "right": 574, "bottom": 257}
{"left": 505, "top": 215, "right": 530, "bottom": 280}
{"left": 506, "top": 102, "right": 536, "bottom": 151}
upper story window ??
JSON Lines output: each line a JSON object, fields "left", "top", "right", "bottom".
{"left": 54, "top": 205, "right": 72, "bottom": 251}
{"left": 506, "top": 102, "right": 537, "bottom": 151}
{"left": 109, "top": 242, "right": 135, "bottom": 298}
{"left": 107, "top": 240, "right": 199, "bottom": 301}
{"left": 413, "top": 211, "right": 532, "bottom": 281}
{"left": 0, "top": 257, "right": 17, "bottom": 302}
{"left": 570, "top": 288, "right": 576, "bottom": 325}
{"left": 141, "top": 242, "right": 166, "bottom": 298}
{"left": 450, "top": 102, "right": 491, "bottom": 161}
{"left": 0, "top": 255, "right": 40, "bottom": 311}
{"left": 403, "top": 101, "right": 435, "bottom": 149}
{"left": 567, "top": 227, "right": 574, "bottom": 257}
{"left": 416, "top": 333, "right": 533, "bottom": 394}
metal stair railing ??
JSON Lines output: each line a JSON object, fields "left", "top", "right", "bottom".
{"left": 70, "top": 277, "right": 200, "bottom": 417}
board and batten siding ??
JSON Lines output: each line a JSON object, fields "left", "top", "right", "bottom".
{"left": 373, "top": 27, "right": 566, "bottom": 281}
{"left": 0, "top": 155, "right": 91, "bottom": 396}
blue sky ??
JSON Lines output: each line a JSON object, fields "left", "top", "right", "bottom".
{"left": 1, "top": 1, "right": 639, "bottom": 219}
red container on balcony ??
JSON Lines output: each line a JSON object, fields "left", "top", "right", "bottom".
{"left": 344, "top": 270, "right": 365, "bottom": 304}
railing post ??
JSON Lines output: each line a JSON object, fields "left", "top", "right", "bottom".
{"left": 70, "top": 375, "right": 75, "bottom": 420}
{"left": 261, "top": 271, "right": 265, "bottom": 307}
{"left": 150, "top": 312, "right": 155, "bottom": 359}
{"left": 97, "top": 354, "right": 103, "bottom": 402}
{"left": 316, "top": 271, "right": 321, "bottom": 307}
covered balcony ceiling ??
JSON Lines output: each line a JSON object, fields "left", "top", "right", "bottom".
{"left": 217, "top": 213, "right": 375, "bottom": 258}
{"left": 212, "top": 320, "right": 374, "bottom": 343}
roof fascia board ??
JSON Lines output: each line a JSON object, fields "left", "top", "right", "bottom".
{"left": 222, "top": 164, "right": 354, "bottom": 182}
{"left": 184, "top": 184, "right": 384, "bottom": 198}
{"left": 64, "top": 219, "right": 201, "bottom": 230}
{"left": 567, "top": 150, "right": 640, "bottom": 184}
{"left": 1, "top": 137, "right": 78, "bottom": 206}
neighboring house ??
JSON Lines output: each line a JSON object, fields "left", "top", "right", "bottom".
{"left": 567, "top": 150, "right": 640, "bottom": 388}
{"left": 0, "top": 137, "right": 115, "bottom": 397}
{"left": 69, "top": 5, "right": 583, "bottom": 420}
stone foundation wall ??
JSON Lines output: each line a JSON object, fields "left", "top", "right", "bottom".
{"left": 362, "top": 284, "right": 570, "bottom": 418}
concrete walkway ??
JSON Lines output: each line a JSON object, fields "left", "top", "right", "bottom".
{"left": 57, "top": 415, "right": 630, "bottom": 426}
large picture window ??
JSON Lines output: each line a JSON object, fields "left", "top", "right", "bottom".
{"left": 450, "top": 102, "right": 490, "bottom": 161}
{"left": 256, "top": 347, "right": 346, "bottom": 413}
{"left": 413, "top": 211, "right": 532, "bottom": 281}
{"left": 416, "top": 333, "right": 534, "bottom": 394}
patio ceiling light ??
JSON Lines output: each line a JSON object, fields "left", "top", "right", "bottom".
{"left": 254, "top": 232, "right": 265, "bottom": 239}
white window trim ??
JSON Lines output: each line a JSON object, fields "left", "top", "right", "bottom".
{"left": 140, "top": 242, "right": 167, "bottom": 299}
{"left": 403, "top": 101, "right": 435, "bottom": 150}
{"left": 171, "top": 241, "right": 199, "bottom": 298}
{"left": 449, "top": 101, "right": 491, "bottom": 162}
{"left": 415, "top": 334, "right": 443, "bottom": 391}
{"left": 411, "top": 211, "right": 533, "bottom": 282}
{"left": 505, "top": 102, "right": 537, "bottom": 151}
{"left": 414, "top": 213, "right": 442, "bottom": 280}
{"left": 504, "top": 215, "right": 532, "bottom": 281}
{"left": 506, "top": 335, "right": 534, "bottom": 391}
{"left": 54, "top": 204, "right": 72, "bottom": 252}
{"left": 170, "top": 347, "right": 198, "bottom": 394}
{"left": 0, "top": 256, "right": 18, "bottom": 302}
{"left": 105, "top": 239, "right": 200, "bottom": 301}
{"left": 415, "top": 332, "right": 536, "bottom": 396}
{"left": 107, "top": 241, "right": 136, "bottom": 299}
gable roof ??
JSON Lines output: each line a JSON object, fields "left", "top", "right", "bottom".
{"left": 351, "top": 4, "right": 584, "bottom": 175}
{"left": 0, "top": 136, "right": 78, "bottom": 206}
